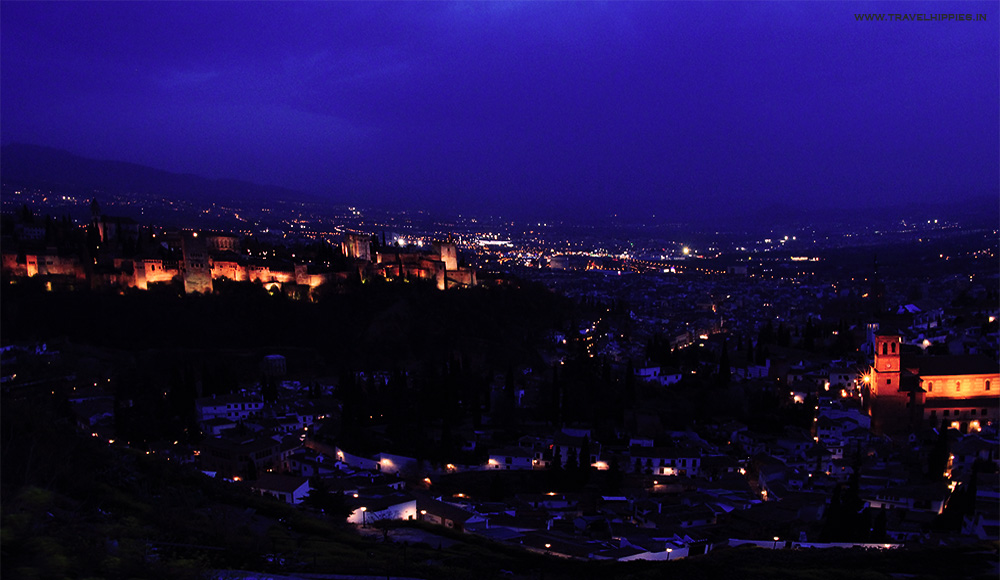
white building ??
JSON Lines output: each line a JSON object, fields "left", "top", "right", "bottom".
{"left": 348, "top": 495, "right": 418, "bottom": 525}
{"left": 252, "top": 474, "right": 311, "bottom": 505}
{"left": 195, "top": 394, "right": 264, "bottom": 422}
{"left": 487, "top": 447, "right": 534, "bottom": 470}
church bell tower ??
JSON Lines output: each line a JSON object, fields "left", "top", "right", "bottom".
{"left": 871, "top": 333, "right": 906, "bottom": 434}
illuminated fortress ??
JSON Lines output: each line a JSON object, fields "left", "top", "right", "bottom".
{"left": 2, "top": 203, "right": 476, "bottom": 296}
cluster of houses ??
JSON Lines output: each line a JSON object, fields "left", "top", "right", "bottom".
{"left": 176, "top": 319, "right": 996, "bottom": 559}
{"left": 239, "top": 395, "right": 997, "bottom": 561}
{"left": 47, "top": 325, "right": 995, "bottom": 561}
{"left": 255, "top": 427, "right": 744, "bottom": 560}
{"left": 886, "top": 290, "right": 998, "bottom": 359}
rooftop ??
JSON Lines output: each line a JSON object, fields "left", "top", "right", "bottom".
{"left": 252, "top": 473, "right": 310, "bottom": 494}
{"left": 916, "top": 355, "right": 998, "bottom": 377}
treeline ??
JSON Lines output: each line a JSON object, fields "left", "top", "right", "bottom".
{"left": 1, "top": 276, "right": 573, "bottom": 370}
{"left": 3, "top": 276, "right": 579, "bottom": 450}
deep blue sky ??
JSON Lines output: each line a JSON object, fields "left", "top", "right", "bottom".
{"left": 2, "top": 2, "right": 997, "bottom": 222}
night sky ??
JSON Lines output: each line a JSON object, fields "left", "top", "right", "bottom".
{"left": 2, "top": 2, "right": 997, "bottom": 222}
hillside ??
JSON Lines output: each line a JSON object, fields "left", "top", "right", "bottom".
{"left": 0, "top": 143, "right": 313, "bottom": 206}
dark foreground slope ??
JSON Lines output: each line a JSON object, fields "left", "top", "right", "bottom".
{"left": 3, "top": 420, "right": 995, "bottom": 580}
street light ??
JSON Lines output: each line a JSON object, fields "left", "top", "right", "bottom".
{"left": 773, "top": 536, "right": 780, "bottom": 549}
{"left": 666, "top": 548, "right": 672, "bottom": 560}
{"left": 360, "top": 506, "right": 367, "bottom": 527}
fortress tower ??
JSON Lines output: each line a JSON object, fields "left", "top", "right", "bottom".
{"left": 341, "top": 234, "right": 371, "bottom": 262}
{"left": 181, "top": 232, "right": 213, "bottom": 294}
{"left": 432, "top": 241, "right": 458, "bottom": 271}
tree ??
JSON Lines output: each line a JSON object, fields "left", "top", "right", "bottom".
{"left": 871, "top": 506, "right": 888, "bottom": 542}
{"left": 803, "top": 318, "right": 816, "bottom": 351}
{"left": 604, "top": 458, "right": 623, "bottom": 494}
{"left": 777, "top": 323, "right": 791, "bottom": 347}
{"left": 820, "top": 484, "right": 843, "bottom": 541}
{"left": 566, "top": 446, "right": 579, "bottom": 474}
{"left": 548, "top": 449, "right": 564, "bottom": 488}
{"left": 167, "top": 365, "right": 197, "bottom": 423}
{"left": 716, "top": 341, "right": 731, "bottom": 387}
{"left": 574, "top": 436, "right": 592, "bottom": 487}
{"left": 758, "top": 321, "right": 775, "bottom": 345}
{"left": 304, "top": 478, "right": 350, "bottom": 520}
{"left": 262, "top": 375, "right": 278, "bottom": 405}
{"left": 821, "top": 454, "right": 869, "bottom": 541}
{"left": 370, "top": 513, "right": 394, "bottom": 543}
{"left": 624, "top": 360, "right": 636, "bottom": 407}
{"left": 927, "top": 421, "right": 951, "bottom": 481}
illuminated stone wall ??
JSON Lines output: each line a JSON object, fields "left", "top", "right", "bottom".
{"left": 211, "top": 259, "right": 247, "bottom": 282}
{"left": 922, "top": 374, "right": 997, "bottom": 399}
{"left": 181, "top": 234, "right": 213, "bottom": 294}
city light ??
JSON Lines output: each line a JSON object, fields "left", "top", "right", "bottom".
{"left": 6, "top": 107, "right": 996, "bottom": 571}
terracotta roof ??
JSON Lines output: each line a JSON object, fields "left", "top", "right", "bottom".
{"left": 628, "top": 446, "right": 700, "bottom": 459}
{"left": 253, "top": 473, "right": 309, "bottom": 494}
{"left": 917, "top": 355, "right": 998, "bottom": 377}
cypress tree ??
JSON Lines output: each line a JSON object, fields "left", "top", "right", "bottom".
{"left": 717, "top": 341, "right": 731, "bottom": 387}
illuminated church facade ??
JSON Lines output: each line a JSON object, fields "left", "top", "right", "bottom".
{"left": 869, "top": 332, "right": 999, "bottom": 435}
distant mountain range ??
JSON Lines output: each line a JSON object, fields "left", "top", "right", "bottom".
{"left": 0, "top": 143, "right": 314, "bottom": 206}
{"left": 2, "top": 143, "right": 995, "bottom": 232}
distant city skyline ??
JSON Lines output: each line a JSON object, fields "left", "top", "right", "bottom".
{"left": 2, "top": 1, "right": 997, "bottom": 223}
